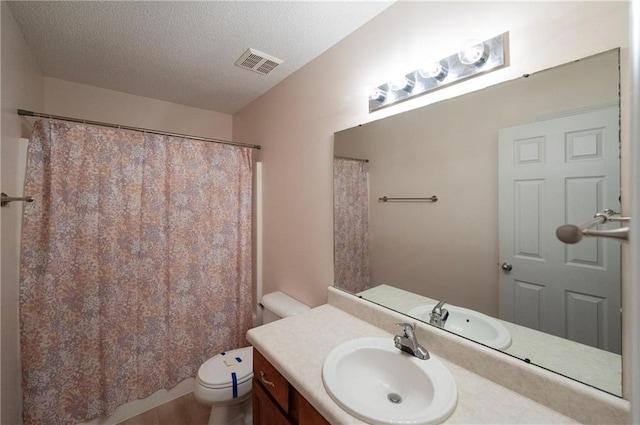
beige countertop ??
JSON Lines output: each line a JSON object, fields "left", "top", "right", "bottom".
{"left": 247, "top": 304, "right": 577, "bottom": 424}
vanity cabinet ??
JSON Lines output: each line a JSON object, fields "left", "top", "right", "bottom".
{"left": 253, "top": 349, "right": 330, "bottom": 425}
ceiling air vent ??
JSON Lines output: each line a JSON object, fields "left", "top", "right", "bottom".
{"left": 235, "top": 48, "right": 283, "bottom": 75}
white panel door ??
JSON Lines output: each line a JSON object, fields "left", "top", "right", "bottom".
{"left": 498, "top": 107, "right": 621, "bottom": 353}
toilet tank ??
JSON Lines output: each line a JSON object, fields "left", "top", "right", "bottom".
{"left": 260, "top": 291, "right": 310, "bottom": 324}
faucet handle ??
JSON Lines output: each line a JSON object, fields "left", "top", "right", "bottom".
{"left": 440, "top": 309, "right": 450, "bottom": 321}
{"left": 432, "top": 299, "right": 447, "bottom": 312}
{"left": 395, "top": 322, "right": 416, "bottom": 336}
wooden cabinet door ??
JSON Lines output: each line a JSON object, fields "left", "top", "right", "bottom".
{"left": 253, "top": 380, "right": 294, "bottom": 425}
{"left": 291, "top": 389, "right": 330, "bottom": 425}
{"left": 253, "top": 349, "right": 290, "bottom": 411}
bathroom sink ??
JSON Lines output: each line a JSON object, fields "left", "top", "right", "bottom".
{"left": 322, "top": 337, "right": 457, "bottom": 425}
{"left": 408, "top": 304, "right": 512, "bottom": 350}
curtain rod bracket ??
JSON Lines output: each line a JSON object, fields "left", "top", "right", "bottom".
{"left": 1, "top": 192, "right": 35, "bottom": 207}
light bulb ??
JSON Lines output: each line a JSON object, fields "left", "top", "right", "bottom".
{"left": 458, "top": 40, "right": 489, "bottom": 66}
{"left": 365, "top": 84, "right": 387, "bottom": 102}
{"left": 388, "top": 75, "right": 414, "bottom": 92}
{"left": 418, "top": 60, "right": 448, "bottom": 81}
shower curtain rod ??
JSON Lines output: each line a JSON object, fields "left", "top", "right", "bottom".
{"left": 18, "top": 109, "right": 261, "bottom": 150}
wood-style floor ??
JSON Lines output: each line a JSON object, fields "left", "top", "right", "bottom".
{"left": 118, "top": 393, "right": 210, "bottom": 425}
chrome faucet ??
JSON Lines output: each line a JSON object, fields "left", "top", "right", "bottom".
{"left": 394, "top": 322, "right": 430, "bottom": 360}
{"left": 429, "top": 300, "right": 449, "bottom": 328}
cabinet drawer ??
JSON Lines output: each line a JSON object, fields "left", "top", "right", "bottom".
{"left": 253, "top": 348, "right": 289, "bottom": 412}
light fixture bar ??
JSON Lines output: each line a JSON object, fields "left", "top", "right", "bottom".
{"left": 368, "top": 32, "right": 509, "bottom": 113}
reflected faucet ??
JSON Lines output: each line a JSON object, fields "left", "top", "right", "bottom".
{"left": 394, "top": 322, "right": 430, "bottom": 360}
{"left": 430, "top": 300, "right": 450, "bottom": 328}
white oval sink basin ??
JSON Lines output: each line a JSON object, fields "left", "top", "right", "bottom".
{"left": 322, "top": 337, "right": 457, "bottom": 425}
{"left": 408, "top": 304, "right": 512, "bottom": 350}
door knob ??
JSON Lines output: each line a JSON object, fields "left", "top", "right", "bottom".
{"left": 501, "top": 262, "right": 513, "bottom": 271}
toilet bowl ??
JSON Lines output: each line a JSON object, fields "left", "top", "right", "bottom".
{"left": 193, "top": 346, "right": 254, "bottom": 425}
{"left": 193, "top": 291, "right": 310, "bottom": 425}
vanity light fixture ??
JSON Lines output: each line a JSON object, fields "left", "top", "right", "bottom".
{"left": 368, "top": 32, "right": 508, "bottom": 112}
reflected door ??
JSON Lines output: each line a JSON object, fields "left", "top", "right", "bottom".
{"left": 498, "top": 107, "right": 621, "bottom": 354}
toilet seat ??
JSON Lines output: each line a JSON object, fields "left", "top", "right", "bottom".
{"left": 196, "top": 346, "right": 253, "bottom": 400}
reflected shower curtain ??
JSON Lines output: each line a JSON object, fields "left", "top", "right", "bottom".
{"left": 333, "top": 158, "right": 370, "bottom": 293}
{"left": 19, "top": 120, "right": 252, "bottom": 424}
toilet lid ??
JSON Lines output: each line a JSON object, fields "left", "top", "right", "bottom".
{"left": 198, "top": 346, "right": 253, "bottom": 389}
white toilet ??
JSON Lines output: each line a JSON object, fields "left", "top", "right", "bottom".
{"left": 193, "top": 291, "right": 310, "bottom": 425}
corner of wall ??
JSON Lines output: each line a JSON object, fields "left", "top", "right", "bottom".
{"left": 1, "top": 3, "right": 45, "bottom": 425}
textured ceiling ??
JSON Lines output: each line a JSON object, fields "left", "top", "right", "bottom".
{"left": 7, "top": 1, "right": 393, "bottom": 114}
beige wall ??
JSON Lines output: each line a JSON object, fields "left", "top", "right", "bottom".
{"left": 233, "top": 1, "right": 629, "bottom": 310}
{"left": 1, "top": 3, "right": 45, "bottom": 424}
{"left": 334, "top": 51, "right": 619, "bottom": 318}
{"left": 44, "top": 77, "right": 233, "bottom": 140}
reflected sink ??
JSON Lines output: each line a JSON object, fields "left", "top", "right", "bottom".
{"left": 408, "top": 304, "right": 512, "bottom": 350}
{"left": 322, "top": 337, "right": 457, "bottom": 425}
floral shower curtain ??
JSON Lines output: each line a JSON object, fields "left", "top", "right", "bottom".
{"left": 19, "top": 120, "right": 253, "bottom": 424}
{"left": 333, "top": 158, "right": 370, "bottom": 293}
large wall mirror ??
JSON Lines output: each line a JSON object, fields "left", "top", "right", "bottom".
{"left": 333, "top": 49, "right": 622, "bottom": 396}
